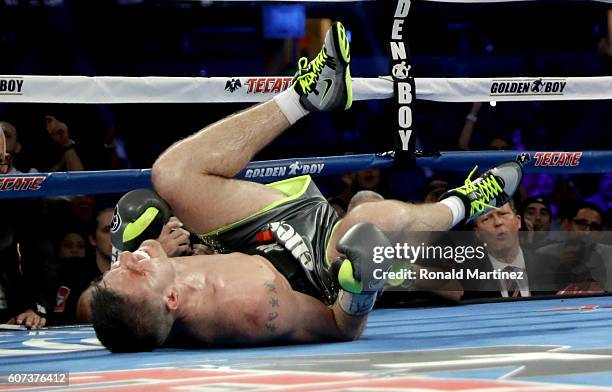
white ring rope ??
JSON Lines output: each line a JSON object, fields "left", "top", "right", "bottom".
{"left": 0, "top": 75, "right": 610, "bottom": 104}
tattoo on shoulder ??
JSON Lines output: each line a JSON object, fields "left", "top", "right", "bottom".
{"left": 264, "top": 281, "right": 277, "bottom": 293}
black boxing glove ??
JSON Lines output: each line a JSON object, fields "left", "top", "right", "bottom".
{"left": 110, "top": 188, "right": 172, "bottom": 262}
{"left": 333, "top": 223, "right": 400, "bottom": 317}
{"left": 335, "top": 222, "right": 396, "bottom": 294}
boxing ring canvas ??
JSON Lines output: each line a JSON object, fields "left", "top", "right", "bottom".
{"left": 2, "top": 296, "right": 612, "bottom": 391}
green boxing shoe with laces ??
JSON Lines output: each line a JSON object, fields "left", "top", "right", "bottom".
{"left": 292, "top": 21, "right": 352, "bottom": 112}
{"left": 440, "top": 161, "right": 523, "bottom": 224}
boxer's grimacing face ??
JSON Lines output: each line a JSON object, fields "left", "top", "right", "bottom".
{"left": 101, "top": 239, "right": 175, "bottom": 300}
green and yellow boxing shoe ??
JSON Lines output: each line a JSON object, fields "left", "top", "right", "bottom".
{"left": 292, "top": 21, "right": 352, "bottom": 112}
{"left": 441, "top": 161, "right": 523, "bottom": 224}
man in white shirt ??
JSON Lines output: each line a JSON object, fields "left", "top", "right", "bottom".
{"left": 463, "top": 202, "right": 555, "bottom": 299}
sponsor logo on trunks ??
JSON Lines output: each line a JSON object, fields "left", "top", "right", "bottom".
{"left": 490, "top": 78, "right": 567, "bottom": 96}
{"left": 244, "top": 161, "right": 325, "bottom": 179}
{"left": 244, "top": 77, "right": 293, "bottom": 94}
{"left": 533, "top": 151, "right": 582, "bottom": 167}
{"left": 0, "top": 175, "right": 45, "bottom": 191}
{"left": 224, "top": 78, "right": 242, "bottom": 93}
{"left": 256, "top": 243, "right": 285, "bottom": 253}
{"left": 389, "top": 0, "right": 413, "bottom": 153}
{"left": 0, "top": 77, "right": 24, "bottom": 95}
{"left": 268, "top": 221, "right": 314, "bottom": 271}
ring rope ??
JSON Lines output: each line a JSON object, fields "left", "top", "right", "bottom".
{"left": 2, "top": 150, "right": 611, "bottom": 199}
{"left": 0, "top": 75, "right": 610, "bottom": 103}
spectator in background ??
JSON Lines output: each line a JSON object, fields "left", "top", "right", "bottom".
{"left": 89, "top": 207, "right": 115, "bottom": 274}
{"left": 45, "top": 116, "right": 84, "bottom": 172}
{"left": 0, "top": 236, "right": 52, "bottom": 328}
{"left": 546, "top": 179, "right": 583, "bottom": 240}
{"left": 1, "top": 112, "right": 90, "bottom": 326}
{"left": 462, "top": 202, "right": 554, "bottom": 299}
{"left": 537, "top": 201, "right": 612, "bottom": 295}
{"left": 72, "top": 207, "right": 124, "bottom": 322}
{"left": 0, "top": 117, "right": 88, "bottom": 326}
{"left": 58, "top": 231, "right": 87, "bottom": 259}
{"left": 0, "top": 117, "right": 84, "bottom": 174}
{"left": 520, "top": 196, "right": 554, "bottom": 249}
{"left": 48, "top": 232, "right": 98, "bottom": 324}
{"left": 1, "top": 122, "right": 57, "bottom": 328}
{"left": 0, "top": 121, "right": 37, "bottom": 174}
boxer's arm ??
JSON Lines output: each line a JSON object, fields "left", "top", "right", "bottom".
{"left": 264, "top": 284, "right": 366, "bottom": 343}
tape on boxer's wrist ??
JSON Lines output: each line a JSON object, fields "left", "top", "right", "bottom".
{"left": 338, "top": 289, "right": 376, "bottom": 317}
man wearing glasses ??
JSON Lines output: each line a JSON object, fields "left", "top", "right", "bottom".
{"left": 537, "top": 201, "right": 612, "bottom": 294}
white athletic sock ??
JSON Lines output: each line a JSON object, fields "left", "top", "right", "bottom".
{"left": 440, "top": 196, "right": 466, "bottom": 227}
{"left": 273, "top": 88, "right": 309, "bottom": 125}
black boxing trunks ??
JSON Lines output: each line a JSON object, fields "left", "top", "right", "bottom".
{"left": 196, "top": 176, "right": 340, "bottom": 305}
{"left": 240, "top": 241, "right": 330, "bottom": 304}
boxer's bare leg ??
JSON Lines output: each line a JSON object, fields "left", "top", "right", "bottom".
{"left": 153, "top": 22, "right": 352, "bottom": 234}
{"left": 327, "top": 200, "right": 454, "bottom": 262}
{"left": 152, "top": 100, "right": 290, "bottom": 233}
